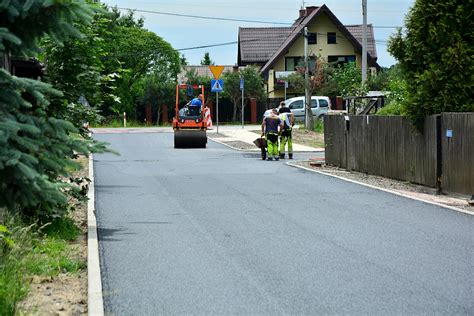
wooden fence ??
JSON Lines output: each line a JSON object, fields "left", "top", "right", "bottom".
{"left": 324, "top": 113, "right": 473, "bottom": 196}
{"left": 441, "top": 113, "right": 474, "bottom": 195}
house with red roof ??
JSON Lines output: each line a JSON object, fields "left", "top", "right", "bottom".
{"left": 238, "top": 5, "right": 379, "bottom": 99}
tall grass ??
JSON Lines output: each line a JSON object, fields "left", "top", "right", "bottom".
{"left": 0, "top": 215, "right": 84, "bottom": 315}
{"left": 0, "top": 221, "right": 31, "bottom": 315}
{"left": 314, "top": 118, "right": 324, "bottom": 133}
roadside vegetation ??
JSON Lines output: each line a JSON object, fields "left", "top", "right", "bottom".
{"left": 0, "top": 214, "right": 85, "bottom": 314}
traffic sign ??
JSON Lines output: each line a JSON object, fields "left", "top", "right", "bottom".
{"left": 211, "top": 79, "right": 223, "bottom": 92}
{"left": 209, "top": 66, "right": 225, "bottom": 79}
{"left": 240, "top": 78, "right": 244, "bottom": 91}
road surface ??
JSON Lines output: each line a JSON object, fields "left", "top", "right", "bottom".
{"left": 93, "top": 131, "right": 473, "bottom": 314}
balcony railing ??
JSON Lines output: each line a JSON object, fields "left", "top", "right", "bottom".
{"left": 274, "top": 71, "right": 296, "bottom": 88}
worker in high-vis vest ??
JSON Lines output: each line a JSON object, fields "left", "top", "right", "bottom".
{"left": 261, "top": 108, "right": 283, "bottom": 161}
{"left": 278, "top": 102, "right": 294, "bottom": 159}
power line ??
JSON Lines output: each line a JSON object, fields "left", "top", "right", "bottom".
{"left": 115, "top": 7, "right": 291, "bottom": 25}
{"left": 115, "top": 7, "right": 401, "bottom": 28}
{"left": 177, "top": 40, "right": 255, "bottom": 51}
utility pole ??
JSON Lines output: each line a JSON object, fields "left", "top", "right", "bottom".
{"left": 304, "top": 26, "right": 311, "bottom": 130}
{"left": 361, "top": 0, "right": 368, "bottom": 84}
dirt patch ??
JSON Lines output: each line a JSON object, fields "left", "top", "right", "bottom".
{"left": 294, "top": 161, "right": 474, "bottom": 212}
{"left": 291, "top": 129, "right": 325, "bottom": 148}
{"left": 18, "top": 156, "right": 89, "bottom": 315}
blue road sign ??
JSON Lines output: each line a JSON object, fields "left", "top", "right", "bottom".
{"left": 211, "top": 79, "right": 224, "bottom": 92}
{"left": 240, "top": 78, "right": 244, "bottom": 90}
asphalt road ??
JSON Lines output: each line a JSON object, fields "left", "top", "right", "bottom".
{"left": 94, "top": 132, "right": 473, "bottom": 315}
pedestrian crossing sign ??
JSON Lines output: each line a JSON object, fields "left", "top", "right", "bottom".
{"left": 211, "top": 79, "right": 224, "bottom": 92}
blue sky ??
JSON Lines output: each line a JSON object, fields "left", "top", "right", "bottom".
{"left": 102, "top": 0, "right": 414, "bottom": 67}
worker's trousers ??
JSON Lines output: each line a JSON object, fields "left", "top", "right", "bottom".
{"left": 266, "top": 133, "right": 279, "bottom": 159}
{"left": 279, "top": 130, "right": 293, "bottom": 156}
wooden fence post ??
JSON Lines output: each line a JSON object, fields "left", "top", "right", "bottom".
{"left": 250, "top": 98, "right": 257, "bottom": 124}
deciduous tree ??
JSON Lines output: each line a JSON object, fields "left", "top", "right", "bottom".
{"left": 221, "top": 66, "right": 265, "bottom": 122}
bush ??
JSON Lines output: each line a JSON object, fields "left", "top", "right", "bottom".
{"left": 377, "top": 102, "right": 403, "bottom": 116}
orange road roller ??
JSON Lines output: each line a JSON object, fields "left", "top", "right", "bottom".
{"left": 173, "top": 84, "right": 207, "bottom": 148}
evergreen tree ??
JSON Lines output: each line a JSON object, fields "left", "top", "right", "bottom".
{"left": 388, "top": 0, "right": 474, "bottom": 127}
{"left": 0, "top": 0, "right": 107, "bottom": 219}
{"left": 200, "top": 52, "right": 214, "bottom": 65}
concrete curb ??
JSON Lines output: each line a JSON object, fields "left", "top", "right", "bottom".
{"left": 287, "top": 161, "right": 474, "bottom": 216}
{"left": 88, "top": 153, "right": 104, "bottom": 315}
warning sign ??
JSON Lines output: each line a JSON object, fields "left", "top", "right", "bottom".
{"left": 211, "top": 79, "right": 223, "bottom": 92}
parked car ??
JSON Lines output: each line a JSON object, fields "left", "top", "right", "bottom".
{"left": 262, "top": 96, "right": 330, "bottom": 121}
{"left": 263, "top": 96, "right": 331, "bottom": 121}
{"left": 285, "top": 96, "right": 330, "bottom": 121}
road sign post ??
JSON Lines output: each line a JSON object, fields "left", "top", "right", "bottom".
{"left": 211, "top": 79, "right": 224, "bottom": 134}
{"left": 240, "top": 78, "right": 244, "bottom": 129}
{"left": 209, "top": 66, "right": 225, "bottom": 134}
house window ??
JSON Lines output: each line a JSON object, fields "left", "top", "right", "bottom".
{"left": 308, "top": 33, "right": 317, "bottom": 45}
{"left": 328, "top": 55, "right": 356, "bottom": 67}
{"left": 285, "top": 57, "right": 303, "bottom": 71}
{"left": 327, "top": 32, "right": 337, "bottom": 44}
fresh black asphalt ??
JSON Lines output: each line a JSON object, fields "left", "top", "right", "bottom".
{"left": 94, "top": 132, "right": 473, "bottom": 315}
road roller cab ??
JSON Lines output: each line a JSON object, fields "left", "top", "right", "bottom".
{"left": 173, "top": 84, "right": 207, "bottom": 148}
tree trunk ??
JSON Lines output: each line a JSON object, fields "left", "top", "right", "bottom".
{"left": 156, "top": 106, "right": 162, "bottom": 125}
{"left": 232, "top": 100, "right": 238, "bottom": 122}
{"left": 305, "top": 103, "right": 314, "bottom": 130}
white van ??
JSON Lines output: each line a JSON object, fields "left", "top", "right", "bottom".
{"left": 285, "top": 96, "right": 330, "bottom": 121}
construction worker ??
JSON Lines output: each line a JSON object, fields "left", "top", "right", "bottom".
{"left": 188, "top": 94, "right": 203, "bottom": 116}
{"left": 261, "top": 108, "right": 283, "bottom": 161}
{"left": 278, "top": 101, "right": 294, "bottom": 159}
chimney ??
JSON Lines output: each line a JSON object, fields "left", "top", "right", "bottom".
{"left": 299, "top": 9, "right": 306, "bottom": 18}
{"left": 305, "top": 6, "right": 318, "bottom": 15}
